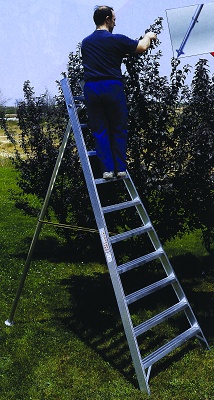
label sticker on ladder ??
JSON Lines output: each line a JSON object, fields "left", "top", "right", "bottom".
{"left": 99, "top": 228, "right": 112, "bottom": 263}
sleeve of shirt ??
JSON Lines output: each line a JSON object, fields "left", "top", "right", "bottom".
{"left": 116, "top": 34, "right": 139, "bottom": 55}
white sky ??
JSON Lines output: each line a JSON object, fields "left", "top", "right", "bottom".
{"left": 1, "top": 0, "right": 214, "bottom": 105}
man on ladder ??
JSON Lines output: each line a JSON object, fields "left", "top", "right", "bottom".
{"left": 81, "top": 5, "right": 156, "bottom": 179}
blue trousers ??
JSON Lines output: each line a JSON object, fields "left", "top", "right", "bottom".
{"left": 84, "top": 80, "right": 128, "bottom": 173}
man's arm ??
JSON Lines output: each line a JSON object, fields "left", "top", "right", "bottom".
{"left": 135, "top": 32, "right": 157, "bottom": 53}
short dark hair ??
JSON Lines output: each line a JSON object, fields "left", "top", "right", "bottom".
{"left": 93, "top": 5, "right": 114, "bottom": 26}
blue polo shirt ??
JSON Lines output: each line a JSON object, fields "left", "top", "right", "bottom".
{"left": 81, "top": 30, "right": 138, "bottom": 81}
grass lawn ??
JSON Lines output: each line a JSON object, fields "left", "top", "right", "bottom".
{"left": 0, "top": 162, "right": 213, "bottom": 400}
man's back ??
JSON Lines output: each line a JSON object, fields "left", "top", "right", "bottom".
{"left": 81, "top": 30, "right": 138, "bottom": 81}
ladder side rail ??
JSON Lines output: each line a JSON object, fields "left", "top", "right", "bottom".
{"left": 60, "top": 78, "right": 109, "bottom": 234}
{"left": 124, "top": 174, "right": 210, "bottom": 345}
{"left": 124, "top": 174, "right": 179, "bottom": 276}
{"left": 60, "top": 77, "right": 150, "bottom": 393}
{"left": 5, "top": 122, "right": 72, "bottom": 326}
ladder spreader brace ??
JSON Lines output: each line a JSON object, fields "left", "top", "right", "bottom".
{"left": 5, "top": 77, "right": 209, "bottom": 395}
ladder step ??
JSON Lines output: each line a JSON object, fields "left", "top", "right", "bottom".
{"left": 102, "top": 198, "right": 141, "bottom": 214}
{"left": 126, "top": 275, "right": 176, "bottom": 305}
{"left": 80, "top": 123, "right": 88, "bottom": 129}
{"left": 142, "top": 325, "right": 200, "bottom": 370}
{"left": 110, "top": 223, "right": 152, "bottom": 244}
{"left": 118, "top": 248, "right": 164, "bottom": 274}
{"left": 87, "top": 150, "right": 97, "bottom": 156}
{"left": 134, "top": 300, "right": 188, "bottom": 337}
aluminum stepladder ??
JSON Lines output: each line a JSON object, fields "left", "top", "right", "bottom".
{"left": 60, "top": 77, "right": 209, "bottom": 394}
{"left": 5, "top": 76, "right": 209, "bottom": 395}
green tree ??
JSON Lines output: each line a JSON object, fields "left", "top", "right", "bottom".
{"left": 6, "top": 79, "right": 95, "bottom": 248}
{"left": 0, "top": 90, "right": 9, "bottom": 133}
{"left": 172, "top": 59, "right": 214, "bottom": 253}
{"left": 4, "top": 20, "right": 213, "bottom": 254}
{"left": 123, "top": 19, "right": 193, "bottom": 243}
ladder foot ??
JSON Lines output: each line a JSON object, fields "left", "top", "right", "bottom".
{"left": 5, "top": 319, "right": 14, "bottom": 327}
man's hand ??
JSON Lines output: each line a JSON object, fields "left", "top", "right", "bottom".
{"left": 135, "top": 31, "right": 157, "bottom": 53}
{"left": 144, "top": 31, "right": 157, "bottom": 41}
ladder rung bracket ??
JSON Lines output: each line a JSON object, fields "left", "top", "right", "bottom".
{"left": 195, "top": 334, "right": 210, "bottom": 349}
{"left": 126, "top": 275, "right": 176, "bottom": 305}
{"left": 118, "top": 248, "right": 164, "bottom": 274}
{"left": 142, "top": 325, "right": 200, "bottom": 370}
{"left": 87, "top": 150, "right": 97, "bottom": 156}
{"left": 95, "top": 177, "right": 118, "bottom": 185}
{"left": 146, "top": 366, "right": 152, "bottom": 384}
{"left": 102, "top": 198, "right": 141, "bottom": 214}
{"left": 134, "top": 300, "right": 188, "bottom": 337}
{"left": 110, "top": 223, "right": 152, "bottom": 244}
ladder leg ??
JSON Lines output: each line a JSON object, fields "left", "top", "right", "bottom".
{"left": 5, "top": 122, "right": 72, "bottom": 325}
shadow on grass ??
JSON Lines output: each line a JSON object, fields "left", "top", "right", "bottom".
{"left": 55, "top": 251, "right": 213, "bottom": 387}
{"left": 57, "top": 272, "right": 138, "bottom": 386}
{"left": 11, "top": 231, "right": 213, "bottom": 387}
{"left": 12, "top": 233, "right": 106, "bottom": 263}
{"left": 172, "top": 252, "right": 214, "bottom": 278}
{"left": 171, "top": 252, "right": 214, "bottom": 340}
